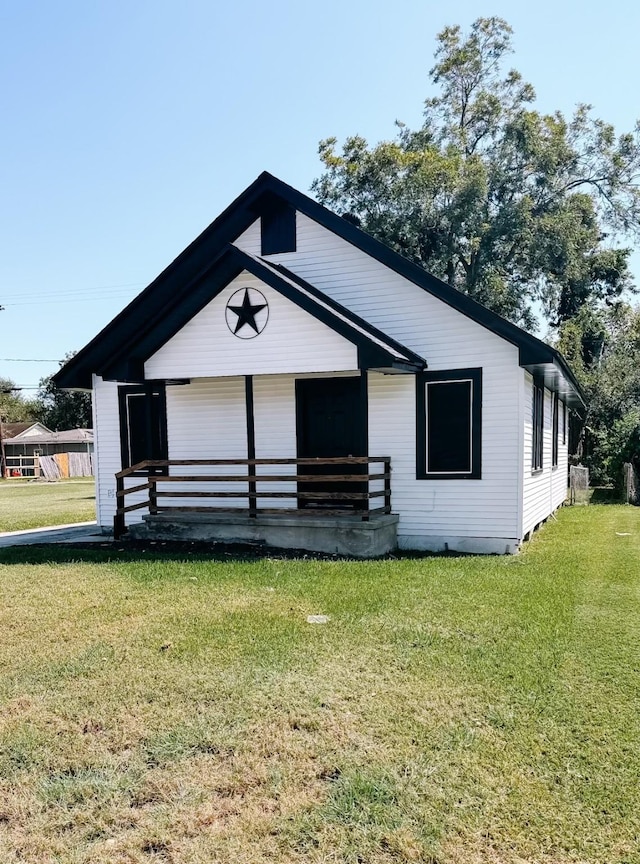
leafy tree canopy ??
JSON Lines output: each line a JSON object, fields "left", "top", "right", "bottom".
{"left": 313, "top": 17, "right": 640, "bottom": 330}
{"left": 557, "top": 303, "right": 640, "bottom": 484}
{"left": 0, "top": 377, "right": 37, "bottom": 424}
{"left": 35, "top": 354, "right": 92, "bottom": 431}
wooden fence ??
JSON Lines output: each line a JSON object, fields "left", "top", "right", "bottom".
{"left": 5, "top": 452, "right": 93, "bottom": 480}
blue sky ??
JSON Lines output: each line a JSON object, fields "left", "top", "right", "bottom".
{"left": 2, "top": 0, "right": 639, "bottom": 392}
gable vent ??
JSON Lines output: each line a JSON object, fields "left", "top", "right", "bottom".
{"left": 261, "top": 200, "right": 296, "bottom": 255}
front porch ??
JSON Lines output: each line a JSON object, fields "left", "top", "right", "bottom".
{"left": 114, "top": 456, "right": 397, "bottom": 557}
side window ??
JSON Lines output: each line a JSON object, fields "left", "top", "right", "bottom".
{"left": 532, "top": 379, "right": 544, "bottom": 471}
{"left": 416, "top": 369, "right": 482, "bottom": 480}
{"left": 552, "top": 392, "right": 559, "bottom": 468}
{"left": 118, "top": 385, "right": 168, "bottom": 474}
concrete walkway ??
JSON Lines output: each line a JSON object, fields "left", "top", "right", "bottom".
{"left": 0, "top": 521, "right": 107, "bottom": 547}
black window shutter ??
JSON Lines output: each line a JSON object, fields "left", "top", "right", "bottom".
{"left": 427, "top": 381, "right": 472, "bottom": 473}
{"left": 261, "top": 202, "right": 296, "bottom": 255}
{"left": 552, "top": 393, "right": 559, "bottom": 467}
{"left": 416, "top": 368, "right": 481, "bottom": 480}
{"left": 532, "top": 380, "right": 544, "bottom": 471}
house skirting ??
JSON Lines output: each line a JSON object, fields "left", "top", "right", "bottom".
{"left": 127, "top": 512, "right": 399, "bottom": 558}
{"left": 397, "top": 533, "right": 520, "bottom": 555}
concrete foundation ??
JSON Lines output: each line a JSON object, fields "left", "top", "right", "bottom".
{"left": 127, "top": 511, "right": 399, "bottom": 558}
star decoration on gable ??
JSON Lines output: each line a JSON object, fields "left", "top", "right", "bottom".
{"left": 225, "top": 287, "right": 269, "bottom": 339}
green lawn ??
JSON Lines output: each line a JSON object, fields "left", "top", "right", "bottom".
{"left": 0, "top": 505, "right": 639, "bottom": 862}
{"left": 0, "top": 478, "right": 95, "bottom": 532}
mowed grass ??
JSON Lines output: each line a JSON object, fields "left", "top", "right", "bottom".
{"left": 0, "top": 479, "right": 95, "bottom": 532}
{"left": 0, "top": 506, "right": 639, "bottom": 863}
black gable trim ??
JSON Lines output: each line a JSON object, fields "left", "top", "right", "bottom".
{"left": 263, "top": 260, "right": 426, "bottom": 368}
{"left": 54, "top": 171, "right": 584, "bottom": 411}
{"left": 101, "top": 249, "right": 246, "bottom": 382}
{"left": 97, "top": 244, "right": 424, "bottom": 382}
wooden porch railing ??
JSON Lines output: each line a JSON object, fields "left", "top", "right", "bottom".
{"left": 114, "top": 457, "right": 392, "bottom": 539}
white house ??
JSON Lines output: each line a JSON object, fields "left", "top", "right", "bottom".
{"left": 55, "top": 172, "right": 585, "bottom": 556}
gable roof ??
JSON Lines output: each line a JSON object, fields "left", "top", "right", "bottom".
{"left": 3, "top": 428, "right": 93, "bottom": 446}
{"left": 54, "top": 171, "right": 585, "bottom": 409}
{"left": 99, "top": 244, "right": 425, "bottom": 382}
{"left": 1, "top": 422, "right": 52, "bottom": 439}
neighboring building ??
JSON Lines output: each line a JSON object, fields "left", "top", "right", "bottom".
{"left": 54, "top": 173, "right": 585, "bottom": 555}
{"left": 3, "top": 427, "right": 94, "bottom": 457}
{"left": 1, "top": 421, "right": 50, "bottom": 441}
{"left": 2, "top": 426, "right": 94, "bottom": 477}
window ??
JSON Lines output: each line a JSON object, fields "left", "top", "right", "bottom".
{"left": 552, "top": 392, "right": 559, "bottom": 468}
{"left": 562, "top": 400, "right": 567, "bottom": 445}
{"left": 118, "top": 384, "right": 168, "bottom": 474}
{"left": 416, "top": 368, "right": 482, "bottom": 479}
{"left": 532, "top": 378, "right": 544, "bottom": 472}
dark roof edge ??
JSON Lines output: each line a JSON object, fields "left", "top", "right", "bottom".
{"left": 94, "top": 244, "right": 426, "bottom": 383}
{"left": 253, "top": 255, "right": 426, "bottom": 368}
{"left": 53, "top": 172, "right": 279, "bottom": 389}
{"left": 264, "top": 175, "right": 585, "bottom": 407}
{"left": 53, "top": 170, "right": 584, "bottom": 408}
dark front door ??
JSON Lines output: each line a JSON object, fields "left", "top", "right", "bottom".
{"left": 295, "top": 376, "right": 367, "bottom": 510}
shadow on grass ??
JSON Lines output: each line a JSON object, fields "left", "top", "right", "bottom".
{"left": 590, "top": 487, "right": 624, "bottom": 504}
{"left": 0, "top": 539, "right": 467, "bottom": 567}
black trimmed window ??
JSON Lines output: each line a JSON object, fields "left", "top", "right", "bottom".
{"left": 532, "top": 378, "right": 544, "bottom": 472}
{"left": 552, "top": 392, "right": 559, "bottom": 468}
{"left": 118, "top": 384, "right": 168, "bottom": 474}
{"left": 416, "top": 369, "right": 482, "bottom": 480}
{"left": 562, "top": 400, "right": 567, "bottom": 445}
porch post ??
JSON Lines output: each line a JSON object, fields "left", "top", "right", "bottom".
{"left": 245, "top": 376, "right": 257, "bottom": 516}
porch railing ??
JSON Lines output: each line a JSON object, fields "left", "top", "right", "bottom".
{"left": 114, "top": 457, "right": 392, "bottom": 539}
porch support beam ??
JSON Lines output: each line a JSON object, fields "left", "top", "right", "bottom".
{"left": 245, "top": 376, "right": 257, "bottom": 516}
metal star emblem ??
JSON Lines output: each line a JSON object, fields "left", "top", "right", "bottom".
{"left": 225, "top": 288, "right": 269, "bottom": 338}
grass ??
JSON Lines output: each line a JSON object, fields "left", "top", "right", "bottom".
{"left": 0, "top": 478, "right": 95, "bottom": 531}
{"left": 0, "top": 504, "right": 639, "bottom": 862}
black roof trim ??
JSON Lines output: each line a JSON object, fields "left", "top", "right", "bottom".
{"left": 252, "top": 255, "right": 425, "bottom": 368}
{"left": 54, "top": 171, "right": 584, "bottom": 408}
{"left": 92, "top": 244, "right": 425, "bottom": 382}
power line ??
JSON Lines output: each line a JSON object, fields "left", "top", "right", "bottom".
{"left": 0, "top": 358, "right": 58, "bottom": 362}
{"left": 2, "top": 291, "right": 139, "bottom": 308}
{"left": 1, "top": 280, "right": 145, "bottom": 300}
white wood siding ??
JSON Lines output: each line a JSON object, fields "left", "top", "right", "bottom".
{"left": 369, "top": 369, "right": 521, "bottom": 553}
{"left": 144, "top": 271, "right": 357, "bottom": 380}
{"left": 163, "top": 377, "right": 248, "bottom": 509}
{"left": 522, "top": 372, "right": 569, "bottom": 537}
{"left": 253, "top": 374, "right": 297, "bottom": 508}
{"left": 235, "top": 216, "right": 523, "bottom": 550}
{"left": 92, "top": 210, "right": 568, "bottom": 549}
{"left": 92, "top": 375, "right": 122, "bottom": 529}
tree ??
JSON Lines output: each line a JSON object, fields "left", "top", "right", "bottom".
{"left": 0, "top": 377, "right": 37, "bottom": 423}
{"left": 35, "top": 354, "right": 92, "bottom": 431}
{"left": 556, "top": 303, "right": 640, "bottom": 485}
{"left": 313, "top": 17, "right": 640, "bottom": 330}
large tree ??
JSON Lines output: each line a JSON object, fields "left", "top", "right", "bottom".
{"left": 557, "top": 303, "right": 640, "bottom": 486}
{"left": 313, "top": 17, "right": 640, "bottom": 330}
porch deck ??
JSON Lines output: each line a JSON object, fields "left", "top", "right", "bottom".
{"left": 115, "top": 457, "right": 397, "bottom": 556}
